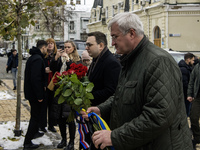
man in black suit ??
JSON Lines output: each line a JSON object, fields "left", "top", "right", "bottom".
{"left": 79, "top": 31, "right": 121, "bottom": 150}
{"left": 23, "top": 40, "right": 48, "bottom": 149}
{"left": 86, "top": 31, "right": 121, "bottom": 106}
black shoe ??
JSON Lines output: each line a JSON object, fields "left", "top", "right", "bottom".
{"left": 57, "top": 139, "right": 66, "bottom": 148}
{"left": 48, "top": 126, "right": 57, "bottom": 132}
{"left": 39, "top": 127, "right": 47, "bottom": 133}
{"left": 24, "top": 142, "right": 39, "bottom": 149}
{"left": 33, "top": 132, "right": 44, "bottom": 139}
{"left": 13, "top": 86, "right": 16, "bottom": 90}
{"left": 64, "top": 141, "right": 74, "bottom": 150}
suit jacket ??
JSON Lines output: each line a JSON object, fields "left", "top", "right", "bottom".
{"left": 88, "top": 49, "right": 121, "bottom": 106}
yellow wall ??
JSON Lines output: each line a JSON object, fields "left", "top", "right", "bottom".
{"left": 168, "top": 13, "right": 200, "bottom": 51}
{"left": 88, "top": 0, "right": 200, "bottom": 53}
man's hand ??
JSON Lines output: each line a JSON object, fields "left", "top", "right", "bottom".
{"left": 92, "top": 130, "right": 112, "bottom": 149}
{"left": 80, "top": 107, "right": 101, "bottom": 121}
{"left": 38, "top": 99, "right": 43, "bottom": 102}
{"left": 187, "top": 97, "right": 194, "bottom": 102}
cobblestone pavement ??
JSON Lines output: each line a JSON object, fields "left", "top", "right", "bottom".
{"left": 0, "top": 79, "right": 81, "bottom": 150}
{"left": 1, "top": 79, "right": 200, "bottom": 150}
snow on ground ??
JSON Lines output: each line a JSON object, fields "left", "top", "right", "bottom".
{"left": 0, "top": 121, "right": 53, "bottom": 149}
{"left": 0, "top": 90, "right": 16, "bottom": 100}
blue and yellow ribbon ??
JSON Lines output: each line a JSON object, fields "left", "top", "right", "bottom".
{"left": 79, "top": 109, "right": 115, "bottom": 150}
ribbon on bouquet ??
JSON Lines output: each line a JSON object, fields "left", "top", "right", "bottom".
{"left": 76, "top": 112, "right": 90, "bottom": 149}
{"left": 76, "top": 109, "right": 115, "bottom": 150}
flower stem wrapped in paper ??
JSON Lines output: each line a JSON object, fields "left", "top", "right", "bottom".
{"left": 53, "top": 63, "right": 94, "bottom": 122}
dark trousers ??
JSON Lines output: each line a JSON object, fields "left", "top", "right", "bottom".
{"left": 58, "top": 117, "right": 76, "bottom": 142}
{"left": 24, "top": 100, "right": 42, "bottom": 145}
{"left": 190, "top": 93, "right": 200, "bottom": 142}
{"left": 39, "top": 89, "right": 56, "bottom": 128}
{"left": 185, "top": 99, "right": 192, "bottom": 117}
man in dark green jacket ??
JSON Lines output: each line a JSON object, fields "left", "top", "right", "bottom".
{"left": 187, "top": 62, "right": 200, "bottom": 148}
{"left": 82, "top": 12, "right": 192, "bottom": 150}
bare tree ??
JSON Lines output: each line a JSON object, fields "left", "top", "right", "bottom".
{"left": 0, "top": 0, "right": 69, "bottom": 136}
{"left": 35, "top": 0, "right": 74, "bottom": 39}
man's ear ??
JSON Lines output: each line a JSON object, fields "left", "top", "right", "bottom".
{"left": 129, "top": 29, "right": 136, "bottom": 39}
{"left": 99, "top": 42, "right": 105, "bottom": 51}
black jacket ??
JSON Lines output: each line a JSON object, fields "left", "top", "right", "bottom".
{"left": 88, "top": 49, "right": 121, "bottom": 106}
{"left": 6, "top": 53, "right": 18, "bottom": 72}
{"left": 178, "top": 59, "right": 193, "bottom": 99}
{"left": 24, "top": 47, "right": 45, "bottom": 102}
{"left": 50, "top": 57, "right": 73, "bottom": 119}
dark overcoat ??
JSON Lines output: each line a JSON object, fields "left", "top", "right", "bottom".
{"left": 88, "top": 49, "right": 121, "bottom": 106}
{"left": 24, "top": 47, "right": 45, "bottom": 102}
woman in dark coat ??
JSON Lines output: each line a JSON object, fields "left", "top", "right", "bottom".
{"left": 50, "top": 40, "right": 81, "bottom": 150}
{"left": 39, "top": 38, "right": 58, "bottom": 133}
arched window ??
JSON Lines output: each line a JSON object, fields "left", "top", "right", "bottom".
{"left": 154, "top": 26, "right": 161, "bottom": 39}
{"left": 154, "top": 26, "right": 161, "bottom": 47}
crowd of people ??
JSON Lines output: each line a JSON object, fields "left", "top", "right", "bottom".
{"left": 7, "top": 12, "right": 200, "bottom": 150}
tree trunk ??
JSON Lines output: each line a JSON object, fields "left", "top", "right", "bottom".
{"left": 14, "top": 0, "right": 22, "bottom": 136}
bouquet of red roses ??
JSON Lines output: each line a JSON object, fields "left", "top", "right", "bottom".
{"left": 53, "top": 63, "right": 94, "bottom": 121}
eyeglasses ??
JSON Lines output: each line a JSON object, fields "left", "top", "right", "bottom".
{"left": 85, "top": 43, "right": 93, "bottom": 47}
{"left": 111, "top": 29, "right": 134, "bottom": 41}
{"left": 111, "top": 35, "right": 119, "bottom": 41}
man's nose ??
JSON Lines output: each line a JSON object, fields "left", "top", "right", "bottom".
{"left": 112, "top": 40, "right": 116, "bottom": 46}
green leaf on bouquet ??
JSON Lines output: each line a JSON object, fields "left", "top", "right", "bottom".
{"left": 66, "top": 96, "right": 73, "bottom": 102}
{"left": 58, "top": 95, "right": 65, "bottom": 104}
{"left": 63, "top": 89, "right": 72, "bottom": 97}
{"left": 83, "top": 98, "right": 91, "bottom": 105}
{"left": 74, "top": 98, "right": 82, "bottom": 105}
{"left": 72, "top": 83, "right": 79, "bottom": 91}
{"left": 79, "top": 84, "right": 83, "bottom": 93}
{"left": 54, "top": 84, "right": 64, "bottom": 97}
{"left": 75, "top": 90, "right": 81, "bottom": 97}
{"left": 70, "top": 74, "right": 80, "bottom": 84}
{"left": 63, "top": 81, "right": 72, "bottom": 91}
{"left": 86, "top": 93, "right": 94, "bottom": 99}
{"left": 86, "top": 82, "right": 94, "bottom": 92}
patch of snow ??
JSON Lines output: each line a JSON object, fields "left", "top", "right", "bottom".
{"left": 0, "top": 121, "right": 53, "bottom": 149}
{"left": 0, "top": 91, "right": 16, "bottom": 100}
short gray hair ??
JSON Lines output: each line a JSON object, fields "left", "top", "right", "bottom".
{"left": 108, "top": 12, "right": 144, "bottom": 36}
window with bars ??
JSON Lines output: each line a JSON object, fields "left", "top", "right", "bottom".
{"left": 76, "top": 0, "right": 80, "bottom": 4}
{"left": 69, "top": 21, "right": 75, "bottom": 30}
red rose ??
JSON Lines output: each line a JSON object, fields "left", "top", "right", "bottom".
{"left": 53, "top": 72, "right": 61, "bottom": 83}
{"left": 67, "top": 69, "right": 75, "bottom": 75}
{"left": 62, "top": 71, "right": 68, "bottom": 76}
{"left": 70, "top": 63, "right": 77, "bottom": 70}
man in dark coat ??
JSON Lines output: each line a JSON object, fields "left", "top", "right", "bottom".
{"left": 86, "top": 31, "right": 121, "bottom": 107}
{"left": 80, "top": 31, "right": 121, "bottom": 150}
{"left": 187, "top": 60, "right": 200, "bottom": 149}
{"left": 6, "top": 49, "right": 18, "bottom": 90}
{"left": 23, "top": 40, "right": 48, "bottom": 149}
{"left": 178, "top": 53, "right": 195, "bottom": 116}
{"left": 82, "top": 12, "right": 192, "bottom": 150}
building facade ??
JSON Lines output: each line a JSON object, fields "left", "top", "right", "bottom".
{"left": 88, "top": 0, "right": 200, "bottom": 54}
{"left": 25, "top": 0, "right": 92, "bottom": 49}
{"left": 64, "top": 0, "right": 92, "bottom": 41}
